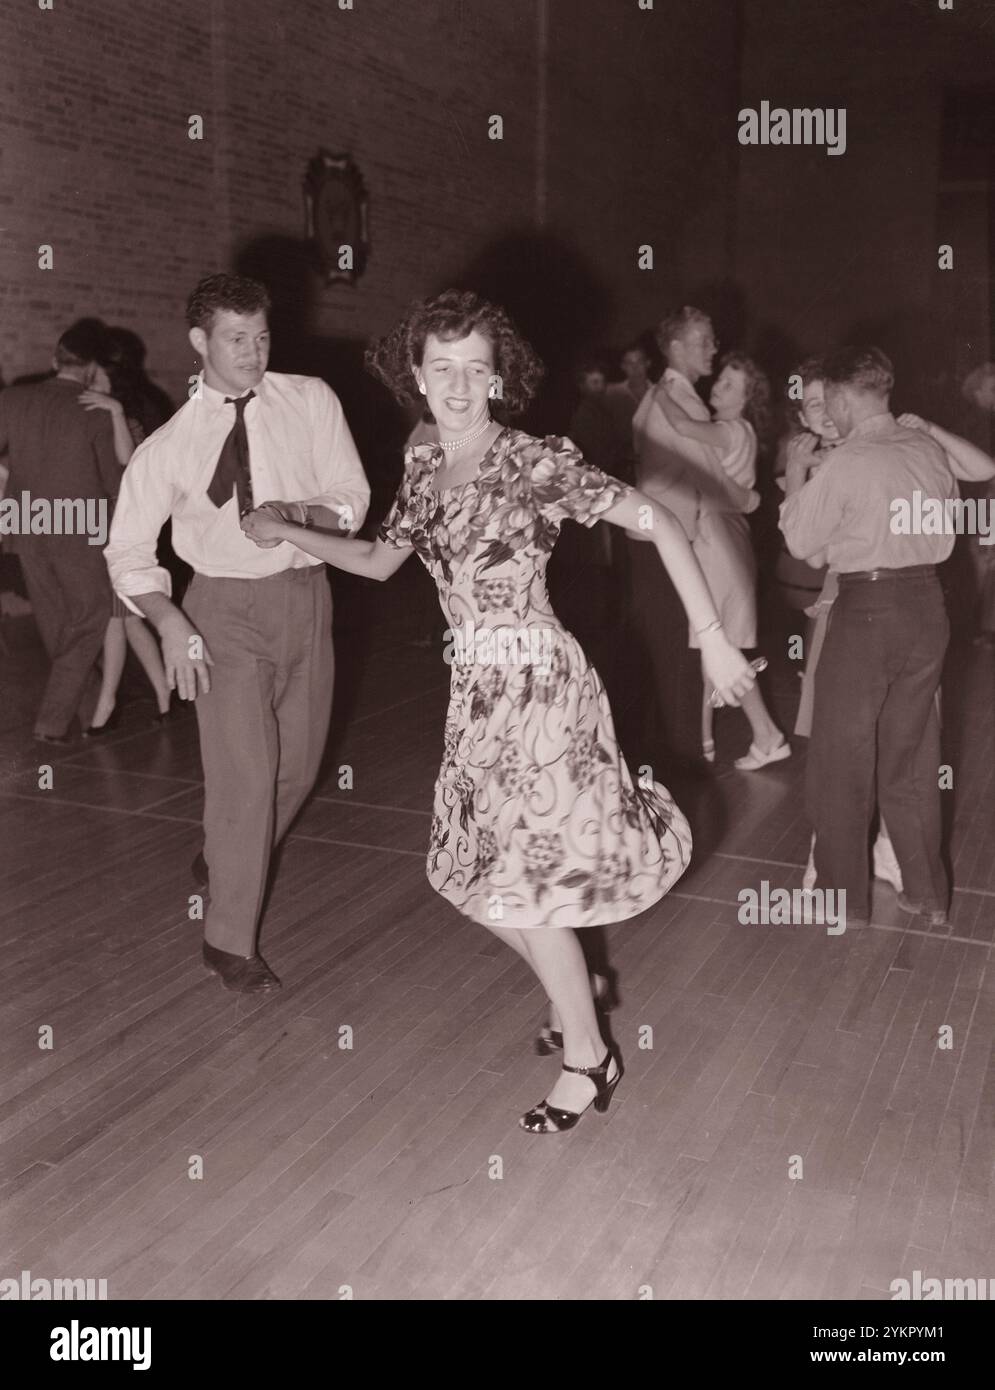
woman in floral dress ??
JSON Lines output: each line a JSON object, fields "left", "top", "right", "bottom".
{"left": 242, "top": 291, "right": 756, "bottom": 1134}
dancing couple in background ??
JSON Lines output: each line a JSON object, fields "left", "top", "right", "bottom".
{"left": 628, "top": 306, "right": 786, "bottom": 769}
{"left": 780, "top": 347, "right": 995, "bottom": 927}
{"left": 242, "top": 289, "right": 757, "bottom": 1134}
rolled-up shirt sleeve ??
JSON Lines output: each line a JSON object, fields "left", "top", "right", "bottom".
{"left": 104, "top": 437, "right": 178, "bottom": 614}
{"left": 779, "top": 461, "right": 848, "bottom": 560}
{"left": 304, "top": 379, "right": 370, "bottom": 535}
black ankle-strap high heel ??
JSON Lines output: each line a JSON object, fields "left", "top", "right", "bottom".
{"left": 519, "top": 1050, "right": 623, "bottom": 1134}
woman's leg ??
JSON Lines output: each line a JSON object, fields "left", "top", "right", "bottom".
{"left": 740, "top": 681, "right": 783, "bottom": 751}
{"left": 124, "top": 615, "right": 171, "bottom": 714}
{"left": 91, "top": 617, "right": 127, "bottom": 728}
{"left": 486, "top": 923, "right": 616, "bottom": 1112}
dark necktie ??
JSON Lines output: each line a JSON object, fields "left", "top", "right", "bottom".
{"left": 207, "top": 390, "right": 255, "bottom": 513}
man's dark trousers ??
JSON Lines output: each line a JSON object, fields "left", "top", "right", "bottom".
{"left": 625, "top": 536, "right": 703, "bottom": 766}
{"left": 20, "top": 537, "right": 112, "bottom": 736}
{"left": 807, "top": 569, "right": 949, "bottom": 917}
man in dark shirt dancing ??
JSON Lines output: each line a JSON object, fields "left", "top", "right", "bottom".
{"left": 0, "top": 319, "right": 119, "bottom": 742}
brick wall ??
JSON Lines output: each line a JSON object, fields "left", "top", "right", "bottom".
{"left": 0, "top": 0, "right": 734, "bottom": 414}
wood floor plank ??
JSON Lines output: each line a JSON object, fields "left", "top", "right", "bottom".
{"left": 2, "top": 609, "right": 992, "bottom": 1299}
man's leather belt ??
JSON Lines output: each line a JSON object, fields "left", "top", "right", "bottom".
{"left": 838, "top": 564, "right": 937, "bottom": 583}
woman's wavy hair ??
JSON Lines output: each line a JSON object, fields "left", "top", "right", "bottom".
{"left": 720, "top": 351, "right": 771, "bottom": 440}
{"left": 365, "top": 289, "right": 544, "bottom": 418}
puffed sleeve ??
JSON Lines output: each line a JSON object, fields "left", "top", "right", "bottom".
{"left": 528, "top": 435, "right": 630, "bottom": 526}
{"left": 377, "top": 447, "right": 423, "bottom": 548}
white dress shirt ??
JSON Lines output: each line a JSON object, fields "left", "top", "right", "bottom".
{"left": 105, "top": 371, "right": 370, "bottom": 611}
{"left": 631, "top": 369, "right": 708, "bottom": 539}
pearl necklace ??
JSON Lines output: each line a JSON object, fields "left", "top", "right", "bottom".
{"left": 439, "top": 417, "right": 493, "bottom": 452}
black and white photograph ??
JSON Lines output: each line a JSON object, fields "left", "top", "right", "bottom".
{"left": 1, "top": 0, "right": 993, "bottom": 1356}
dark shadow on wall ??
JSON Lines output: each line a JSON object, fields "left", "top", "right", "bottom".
{"left": 443, "top": 228, "right": 615, "bottom": 434}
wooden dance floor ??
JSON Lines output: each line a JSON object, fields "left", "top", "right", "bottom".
{"left": 1, "top": 570, "right": 993, "bottom": 1302}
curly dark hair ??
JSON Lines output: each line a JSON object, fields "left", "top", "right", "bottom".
{"left": 790, "top": 355, "right": 826, "bottom": 394}
{"left": 185, "top": 273, "right": 271, "bottom": 333}
{"left": 719, "top": 351, "right": 771, "bottom": 439}
{"left": 365, "top": 289, "right": 544, "bottom": 417}
{"left": 54, "top": 317, "right": 108, "bottom": 368}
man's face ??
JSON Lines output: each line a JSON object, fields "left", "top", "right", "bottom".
{"left": 581, "top": 370, "right": 607, "bottom": 397}
{"left": 621, "top": 350, "right": 648, "bottom": 383}
{"left": 670, "top": 320, "right": 717, "bottom": 381}
{"left": 191, "top": 309, "right": 270, "bottom": 395}
{"left": 965, "top": 367, "right": 995, "bottom": 412}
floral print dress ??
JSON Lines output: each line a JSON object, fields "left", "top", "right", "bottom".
{"left": 378, "top": 426, "right": 692, "bottom": 928}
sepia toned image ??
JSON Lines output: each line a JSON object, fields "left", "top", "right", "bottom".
{"left": 1, "top": 0, "right": 992, "bottom": 1359}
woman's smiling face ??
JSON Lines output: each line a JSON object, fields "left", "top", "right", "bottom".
{"left": 799, "top": 379, "right": 839, "bottom": 440}
{"left": 416, "top": 331, "right": 494, "bottom": 437}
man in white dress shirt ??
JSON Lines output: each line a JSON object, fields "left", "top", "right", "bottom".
{"left": 626, "top": 306, "right": 719, "bottom": 768}
{"left": 105, "top": 274, "right": 370, "bottom": 992}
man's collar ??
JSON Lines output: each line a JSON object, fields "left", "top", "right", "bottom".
{"left": 198, "top": 372, "right": 267, "bottom": 406}
{"left": 845, "top": 411, "right": 895, "bottom": 441}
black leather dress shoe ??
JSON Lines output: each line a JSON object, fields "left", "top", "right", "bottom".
{"left": 202, "top": 943, "right": 281, "bottom": 993}
{"left": 191, "top": 851, "right": 209, "bottom": 889}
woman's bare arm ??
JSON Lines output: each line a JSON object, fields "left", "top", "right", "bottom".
{"left": 655, "top": 387, "right": 733, "bottom": 450}
{"left": 898, "top": 413, "right": 995, "bottom": 482}
{"left": 240, "top": 509, "right": 412, "bottom": 580}
{"left": 600, "top": 487, "right": 756, "bottom": 704}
